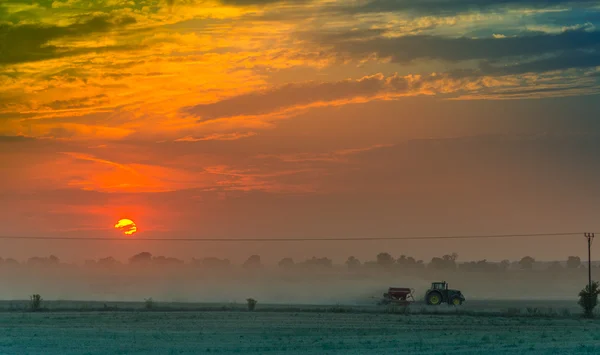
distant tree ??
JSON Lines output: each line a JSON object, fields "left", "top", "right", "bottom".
{"left": 345, "top": 256, "right": 361, "bottom": 270}
{"left": 518, "top": 256, "right": 535, "bottom": 270}
{"left": 278, "top": 258, "right": 294, "bottom": 268}
{"left": 129, "top": 252, "right": 152, "bottom": 264}
{"left": 97, "top": 256, "right": 119, "bottom": 267}
{"left": 567, "top": 256, "right": 581, "bottom": 269}
{"left": 376, "top": 253, "right": 395, "bottom": 267}
{"left": 500, "top": 260, "right": 511, "bottom": 271}
{"left": 429, "top": 253, "right": 458, "bottom": 270}
{"left": 397, "top": 255, "right": 424, "bottom": 269}
{"left": 243, "top": 255, "right": 262, "bottom": 269}
{"left": 444, "top": 253, "right": 459, "bottom": 262}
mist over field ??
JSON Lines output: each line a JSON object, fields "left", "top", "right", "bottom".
{"left": 0, "top": 252, "right": 593, "bottom": 304}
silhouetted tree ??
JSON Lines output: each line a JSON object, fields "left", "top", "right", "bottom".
{"left": 278, "top": 258, "right": 294, "bottom": 268}
{"left": 376, "top": 253, "right": 394, "bottom": 267}
{"left": 98, "top": 256, "right": 119, "bottom": 267}
{"left": 129, "top": 252, "right": 152, "bottom": 264}
{"left": 567, "top": 256, "right": 581, "bottom": 269}
{"left": 345, "top": 256, "right": 361, "bottom": 270}
{"left": 396, "top": 255, "right": 424, "bottom": 269}
{"left": 579, "top": 281, "right": 600, "bottom": 318}
{"left": 429, "top": 253, "right": 458, "bottom": 270}
{"left": 243, "top": 255, "right": 262, "bottom": 269}
{"left": 500, "top": 260, "right": 511, "bottom": 271}
{"left": 518, "top": 256, "right": 535, "bottom": 270}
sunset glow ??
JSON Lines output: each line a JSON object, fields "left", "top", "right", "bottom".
{"left": 114, "top": 219, "right": 138, "bottom": 236}
{"left": 1, "top": 0, "right": 600, "bottom": 261}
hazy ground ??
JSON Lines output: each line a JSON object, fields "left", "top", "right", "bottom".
{"left": 1, "top": 311, "right": 599, "bottom": 354}
{"left": 0, "top": 266, "right": 592, "bottom": 303}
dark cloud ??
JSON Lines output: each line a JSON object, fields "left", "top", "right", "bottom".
{"left": 311, "top": 28, "right": 600, "bottom": 75}
{"left": 315, "top": 29, "right": 600, "bottom": 63}
{"left": 346, "top": 0, "right": 600, "bottom": 16}
{"left": 481, "top": 49, "right": 600, "bottom": 75}
{"left": 0, "top": 14, "right": 137, "bottom": 65}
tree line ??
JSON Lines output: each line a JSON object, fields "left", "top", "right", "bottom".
{"left": 0, "top": 253, "right": 590, "bottom": 271}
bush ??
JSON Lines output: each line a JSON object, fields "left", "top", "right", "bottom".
{"left": 578, "top": 281, "right": 600, "bottom": 318}
{"left": 144, "top": 297, "right": 154, "bottom": 310}
{"left": 29, "top": 294, "right": 42, "bottom": 311}
{"left": 246, "top": 298, "right": 257, "bottom": 311}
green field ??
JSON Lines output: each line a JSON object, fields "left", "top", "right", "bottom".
{"left": 1, "top": 308, "right": 600, "bottom": 354}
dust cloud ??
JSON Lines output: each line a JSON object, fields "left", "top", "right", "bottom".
{"left": 0, "top": 258, "right": 590, "bottom": 303}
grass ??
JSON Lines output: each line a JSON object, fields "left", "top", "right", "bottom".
{"left": 0, "top": 301, "right": 581, "bottom": 319}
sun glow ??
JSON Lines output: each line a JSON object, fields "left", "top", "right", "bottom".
{"left": 114, "top": 218, "right": 137, "bottom": 235}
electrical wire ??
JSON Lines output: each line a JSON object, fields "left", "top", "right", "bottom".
{"left": 0, "top": 232, "right": 588, "bottom": 242}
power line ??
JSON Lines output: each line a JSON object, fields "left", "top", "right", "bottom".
{"left": 0, "top": 232, "right": 587, "bottom": 242}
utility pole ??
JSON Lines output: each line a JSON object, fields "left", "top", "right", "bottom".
{"left": 585, "top": 233, "right": 595, "bottom": 294}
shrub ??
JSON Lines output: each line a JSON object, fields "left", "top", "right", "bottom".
{"left": 144, "top": 297, "right": 154, "bottom": 310}
{"left": 578, "top": 281, "right": 600, "bottom": 318}
{"left": 246, "top": 298, "right": 257, "bottom": 311}
{"left": 29, "top": 294, "right": 42, "bottom": 312}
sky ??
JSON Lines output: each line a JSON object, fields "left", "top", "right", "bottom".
{"left": 1, "top": 0, "right": 600, "bottom": 263}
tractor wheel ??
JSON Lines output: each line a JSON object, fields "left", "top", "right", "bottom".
{"left": 451, "top": 297, "right": 462, "bottom": 306}
{"left": 426, "top": 292, "right": 442, "bottom": 305}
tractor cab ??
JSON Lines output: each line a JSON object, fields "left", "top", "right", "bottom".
{"left": 431, "top": 281, "right": 448, "bottom": 291}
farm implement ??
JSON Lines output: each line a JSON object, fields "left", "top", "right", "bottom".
{"left": 377, "top": 281, "right": 465, "bottom": 306}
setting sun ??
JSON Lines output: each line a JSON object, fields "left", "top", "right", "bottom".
{"left": 114, "top": 219, "right": 137, "bottom": 235}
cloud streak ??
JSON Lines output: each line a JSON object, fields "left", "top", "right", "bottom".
{"left": 0, "top": 14, "right": 138, "bottom": 65}
{"left": 313, "top": 28, "right": 600, "bottom": 67}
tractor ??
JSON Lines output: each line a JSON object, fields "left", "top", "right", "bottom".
{"left": 425, "top": 281, "right": 465, "bottom": 306}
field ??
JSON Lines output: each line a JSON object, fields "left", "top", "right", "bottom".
{"left": 1, "top": 301, "right": 600, "bottom": 354}
{"left": 0, "top": 267, "right": 598, "bottom": 353}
